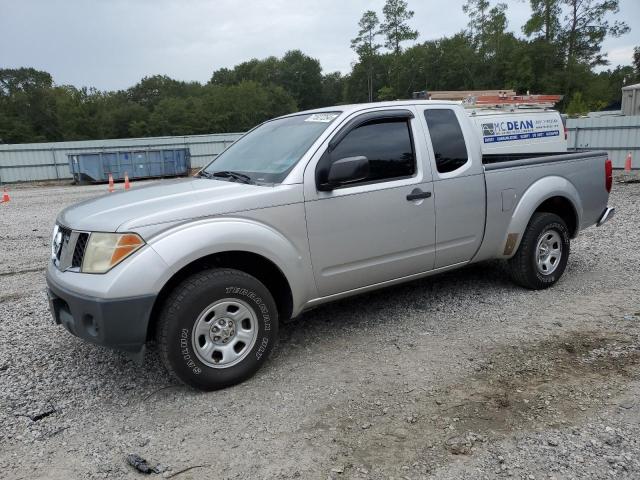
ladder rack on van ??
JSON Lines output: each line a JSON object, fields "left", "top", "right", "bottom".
{"left": 461, "top": 93, "right": 562, "bottom": 110}
{"left": 464, "top": 104, "right": 556, "bottom": 114}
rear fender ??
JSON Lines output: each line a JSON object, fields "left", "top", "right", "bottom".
{"left": 499, "top": 176, "right": 582, "bottom": 258}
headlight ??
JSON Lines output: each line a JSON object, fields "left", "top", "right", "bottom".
{"left": 82, "top": 233, "right": 145, "bottom": 273}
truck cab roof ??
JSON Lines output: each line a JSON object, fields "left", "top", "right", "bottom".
{"left": 282, "top": 100, "right": 462, "bottom": 118}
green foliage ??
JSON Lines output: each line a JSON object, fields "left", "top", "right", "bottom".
{"left": 351, "top": 10, "right": 381, "bottom": 59}
{"left": 380, "top": 0, "right": 418, "bottom": 55}
{"left": 587, "top": 65, "right": 636, "bottom": 107}
{"left": 321, "top": 72, "right": 347, "bottom": 106}
{"left": 198, "top": 81, "right": 297, "bottom": 133}
{"left": 563, "top": 0, "right": 629, "bottom": 69}
{"left": 352, "top": 10, "right": 382, "bottom": 101}
{"left": 346, "top": 0, "right": 634, "bottom": 107}
{"left": 463, "top": 0, "right": 490, "bottom": 39}
{"left": 0, "top": 68, "right": 59, "bottom": 142}
{"left": 380, "top": 0, "right": 419, "bottom": 97}
{"left": 464, "top": 0, "right": 508, "bottom": 55}
{"left": 523, "top": 0, "right": 561, "bottom": 42}
{"left": 128, "top": 75, "right": 200, "bottom": 109}
{"left": 209, "top": 50, "right": 324, "bottom": 110}
{"left": 0, "top": 67, "right": 301, "bottom": 144}
{"left": 565, "top": 91, "right": 589, "bottom": 115}
{"left": 277, "top": 50, "right": 324, "bottom": 110}
{"left": 344, "top": 54, "right": 392, "bottom": 103}
{"left": 377, "top": 86, "right": 396, "bottom": 101}
{"left": 0, "top": 67, "right": 53, "bottom": 96}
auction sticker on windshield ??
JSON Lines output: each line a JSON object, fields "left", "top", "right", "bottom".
{"left": 306, "top": 113, "right": 339, "bottom": 123}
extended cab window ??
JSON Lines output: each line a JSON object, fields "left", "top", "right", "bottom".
{"left": 328, "top": 118, "right": 415, "bottom": 185}
{"left": 424, "top": 109, "right": 468, "bottom": 173}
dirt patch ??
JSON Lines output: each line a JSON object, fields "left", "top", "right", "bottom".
{"left": 0, "top": 292, "right": 31, "bottom": 304}
{"left": 310, "top": 330, "right": 640, "bottom": 477}
{"left": 438, "top": 331, "right": 639, "bottom": 441}
{"left": 616, "top": 173, "right": 640, "bottom": 184}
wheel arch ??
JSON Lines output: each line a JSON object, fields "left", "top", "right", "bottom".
{"left": 145, "top": 217, "right": 315, "bottom": 340}
{"left": 147, "top": 250, "right": 294, "bottom": 341}
{"left": 533, "top": 196, "right": 579, "bottom": 238}
{"left": 501, "top": 176, "right": 582, "bottom": 258}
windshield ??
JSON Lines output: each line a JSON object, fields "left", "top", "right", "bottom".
{"left": 202, "top": 112, "right": 341, "bottom": 184}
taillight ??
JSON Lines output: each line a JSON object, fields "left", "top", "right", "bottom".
{"left": 564, "top": 126, "right": 568, "bottom": 140}
{"left": 605, "top": 159, "right": 612, "bottom": 193}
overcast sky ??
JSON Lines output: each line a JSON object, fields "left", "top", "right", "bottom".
{"left": 1, "top": 0, "right": 638, "bottom": 91}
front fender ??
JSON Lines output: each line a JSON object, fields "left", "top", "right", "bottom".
{"left": 500, "top": 176, "right": 582, "bottom": 258}
{"left": 148, "top": 217, "right": 315, "bottom": 314}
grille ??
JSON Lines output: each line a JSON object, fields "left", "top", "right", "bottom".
{"left": 57, "top": 226, "right": 72, "bottom": 263}
{"left": 72, "top": 233, "right": 89, "bottom": 268}
{"left": 54, "top": 226, "right": 89, "bottom": 271}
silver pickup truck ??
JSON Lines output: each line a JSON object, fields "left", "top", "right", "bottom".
{"left": 46, "top": 101, "right": 615, "bottom": 390}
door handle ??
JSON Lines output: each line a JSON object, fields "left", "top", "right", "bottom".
{"left": 406, "top": 189, "right": 432, "bottom": 201}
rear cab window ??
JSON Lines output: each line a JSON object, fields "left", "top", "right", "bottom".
{"left": 424, "top": 109, "right": 469, "bottom": 174}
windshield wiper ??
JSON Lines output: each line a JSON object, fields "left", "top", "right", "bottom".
{"left": 209, "top": 170, "right": 253, "bottom": 184}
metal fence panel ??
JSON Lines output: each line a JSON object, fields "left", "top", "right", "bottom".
{"left": 4, "top": 118, "right": 639, "bottom": 182}
{"left": 0, "top": 133, "right": 243, "bottom": 183}
{"left": 567, "top": 116, "right": 640, "bottom": 168}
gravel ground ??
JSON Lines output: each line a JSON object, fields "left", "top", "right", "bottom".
{"left": 0, "top": 176, "right": 639, "bottom": 479}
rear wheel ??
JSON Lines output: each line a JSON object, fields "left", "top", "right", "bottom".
{"left": 508, "top": 212, "right": 570, "bottom": 289}
{"left": 157, "top": 268, "right": 278, "bottom": 390}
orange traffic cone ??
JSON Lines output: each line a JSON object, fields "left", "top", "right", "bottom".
{"left": 625, "top": 152, "right": 633, "bottom": 172}
{"left": 124, "top": 172, "right": 131, "bottom": 191}
{"left": 1, "top": 188, "right": 9, "bottom": 203}
{"left": 108, "top": 173, "right": 115, "bottom": 193}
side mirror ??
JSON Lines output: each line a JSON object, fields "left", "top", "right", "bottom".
{"left": 319, "top": 156, "right": 370, "bottom": 191}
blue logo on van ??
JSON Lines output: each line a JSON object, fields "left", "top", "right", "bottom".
{"left": 481, "top": 118, "right": 558, "bottom": 144}
{"left": 482, "top": 123, "right": 495, "bottom": 135}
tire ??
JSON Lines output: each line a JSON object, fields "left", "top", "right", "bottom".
{"left": 157, "top": 268, "right": 278, "bottom": 390}
{"left": 508, "top": 212, "right": 570, "bottom": 290}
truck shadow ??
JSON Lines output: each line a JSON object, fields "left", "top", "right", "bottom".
{"left": 276, "top": 260, "right": 516, "bottom": 359}
{"left": 53, "top": 260, "right": 515, "bottom": 392}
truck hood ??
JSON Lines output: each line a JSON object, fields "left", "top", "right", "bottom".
{"left": 58, "top": 178, "right": 302, "bottom": 232}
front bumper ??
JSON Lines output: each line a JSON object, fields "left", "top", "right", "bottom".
{"left": 46, "top": 272, "right": 156, "bottom": 354}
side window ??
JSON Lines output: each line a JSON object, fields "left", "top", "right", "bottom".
{"left": 424, "top": 109, "right": 468, "bottom": 174}
{"left": 329, "top": 118, "right": 415, "bottom": 185}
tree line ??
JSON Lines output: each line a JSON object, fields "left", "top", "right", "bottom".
{"left": 1, "top": 0, "right": 638, "bottom": 144}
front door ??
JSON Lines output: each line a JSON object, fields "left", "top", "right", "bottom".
{"left": 304, "top": 109, "right": 436, "bottom": 297}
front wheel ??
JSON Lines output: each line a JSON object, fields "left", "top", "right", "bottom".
{"left": 508, "top": 212, "right": 570, "bottom": 290}
{"left": 157, "top": 268, "right": 279, "bottom": 390}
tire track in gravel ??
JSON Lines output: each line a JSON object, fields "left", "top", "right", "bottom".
{"left": 0, "top": 267, "right": 45, "bottom": 277}
{"left": 300, "top": 327, "right": 640, "bottom": 478}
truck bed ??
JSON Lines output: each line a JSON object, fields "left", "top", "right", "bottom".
{"left": 472, "top": 149, "right": 610, "bottom": 263}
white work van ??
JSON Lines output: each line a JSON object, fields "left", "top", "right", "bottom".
{"left": 466, "top": 107, "right": 567, "bottom": 154}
